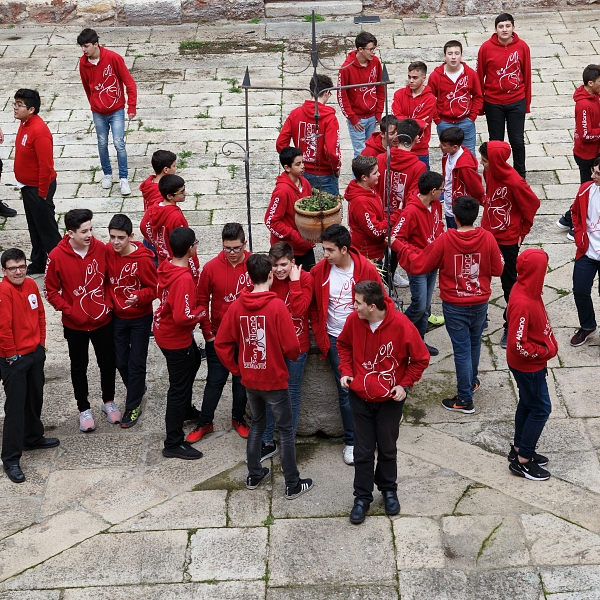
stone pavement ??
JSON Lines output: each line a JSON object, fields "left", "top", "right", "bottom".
{"left": 0, "top": 9, "right": 600, "bottom": 599}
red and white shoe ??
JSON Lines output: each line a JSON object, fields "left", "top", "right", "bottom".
{"left": 232, "top": 418, "right": 250, "bottom": 438}
{"left": 101, "top": 401, "right": 121, "bottom": 424}
{"left": 79, "top": 409, "right": 96, "bottom": 433}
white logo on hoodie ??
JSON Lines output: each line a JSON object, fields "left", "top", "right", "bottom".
{"left": 240, "top": 315, "right": 267, "bottom": 369}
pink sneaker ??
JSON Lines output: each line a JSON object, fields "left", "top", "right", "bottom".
{"left": 101, "top": 401, "right": 121, "bottom": 424}
{"left": 79, "top": 409, "right": 96, "bottom": 433}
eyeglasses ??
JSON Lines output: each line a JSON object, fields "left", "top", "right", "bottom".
{"left": 13, "top": 102, "right": 27, "bottom": 108}
{"left": 360, "top": 46, "right": 377, "bottom": 53}
{"left": 193, "top": 239, "right": 199, "bottom": 246}
{"left": 4, "top": 265, "right": 27, "bottom": 273}
{"left": 173, "top": 188, "right": 186, "bottom": 196}
{"left": 223, "top": 244, "right": 244, "bottom": 253}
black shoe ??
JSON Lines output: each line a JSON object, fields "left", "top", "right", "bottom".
{"left": 381, "top": 490, "right": 400, "bottom": 515}
{"left": 26, "top": 264, "right": 45, "bottom": 276}
{"left": 0, "top": 201, "right": 17, "bottom": 218}
{"left": 425, "top": 343, "right": 439, "bottom": 356}
{"left": 23, "top": 437, "right": 60, "bottom": 451}
{"left": 567, "top": 229, "right": 575, "bottom": 242}
{"left": 441, "top": 396, "right": 475, "bottom": 414}
{"left": 471, "top": 378, "right": 481, "bottom": 393}
{"left": 349, "top": 499, "right": 370, "bottom": 524}
{"left": 509, "top": 459, "right": 550, "bottom": 481}
{"left": 162, "top": 442, "right": 203, "bottom": 460}
{"left": 200, "top": 347, "right": 206, "bottom": 359}
{"left": 500, "top": 329, "right": 508, "bottom": 349}
{"left": 4, "top": 464, "right": 25, "bottom": 483}
{"left": 184, "top": 405, "right": 201, "bottom": 421}
{"left": 285, "top": 478, "right": 314, "bottom": 500}
{"left": 246, "top": 467, "right": 270, "bottom": 490}
{"left": 483, "top": 316, "right": 489, "bottom": 331}
{"left": 556, "top": 215, "right": 571, "bottom": 230}
{"left": 570, "top": 327, "right": 597, "bottom": 347}
{"left": 260, "top": 442, "right": 279, "bottom": 462}
{"left": 121, "top": 406, "right": 142, "bottom": 428}
{"left": 508, "top": 445, "right": 548, "bottom": 466}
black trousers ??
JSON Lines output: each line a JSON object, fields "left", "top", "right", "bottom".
{"left": 498, "top": 243, "right": 520, "bottom": 328}
{"left": 160, "top": 339, "right": 201, "bottom": 450}
{"left": 561, "top": 154, "right": 598, "bottom": 227}
{"left": 0, "top": 345, "right": 46, "bottom": 466}
{"left": 484, "top": 99, "right": 527, "bottom": 179}
{"left": 64, "top": 322, "right": 116, "bottom": 412}
{"left": 349, "top": 390, "right": 405, "bottom": 503}
{"left": 21, "top": 180, "right": 61, "bottom": 271}
{"left": 294, "top": 249, "right": 316, "bottom": 271}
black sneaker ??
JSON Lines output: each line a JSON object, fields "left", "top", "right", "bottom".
{"left": 509, "top": 459, "right": 550, "bottom": 481}
{"left": 260, "top": 442, "right": 279, "bottom": 462}
{"left": 184, "top": 405, "right": 201, "bottom": 421}
{"left": 425, "top": 343, "right": 439, "bottom": 356}
{"left": 246, "top": 467, "right": 270, "bottom": 490}
{"left": 162, "top": 442, "right": 203, "bottom": 460}
{"left": 500, "top": 329, "right": 508, "bottom": 349}
{"left": 570, "top": 327, "right": 597, "bottom": 347}
{"left": 285, "top": 478, "right": 314, "bottom": 500}
{"left": 507, "top": 445, "right": 548, "bottom": 466}
{"left": 472, "top": 378, "right": 481, "bottom": 392}
{"left": 441, "top": 396, "right": 475, "bottom": 414}
{"left": 121, "top": 406, "right": 142, "bottom": 428}
{"left": 556, "top": 216, "right": 571, "bottom": 230}
{"left": 566, "top": 229, "right": 575, "bottom": 242}
{"left": 0, "top": 201, "right": 16, "bottom": 218}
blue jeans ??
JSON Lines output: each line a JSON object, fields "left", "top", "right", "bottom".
{"left": 437, "top": 118, "right": 477, "bottom": 158}
{"left": 442, "top": 301, "right": 487, "bottom": 404}
{"left": 263, "top": 352, "right": 308, "bottom": 443}
{"left": 304, "top": 173, "right": 339, "bottom": 196}
{"left": 572, "top": 254, "right": 600, "bottom": 330}
{"left": 347, "top": 116, "right": 377, "bottom": 158}
{"left": 327, "top": 334, "right": 354, "bottom": 445}
{"left": 143, "top": 238, "right": 158, "bottom": 268}
{"left": 92, "top": 109, "right": 128, "bottom": 179}
{"left": 445, "top": 215, "right": 457, "bottom": 230}
{"left": 510, "top": 367, "right": 552, "bottom": 460}
{"left": 405, "top": 270, "right": 438, "bottom": 338}
{"left": 416, "top": 154, "right": 430, "bottom": 170}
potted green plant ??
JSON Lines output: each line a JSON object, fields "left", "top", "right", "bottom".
{"left": 294, "top": 191, "right": 343, "bottom": 243}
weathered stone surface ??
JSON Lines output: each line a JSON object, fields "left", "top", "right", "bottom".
{"left": 265, "top": 1, "right": 361, "bottom": 17}
{"left": 0, "top": 592, "right": 61, "bottom": 600}
{"left": 394, "top": 517, "right": 445, "bottom": 569}
{"left": 540, "top": 565, "right": 600, "bottom": 594}
{"left": 124, "top": 0, "right": 181, "bottom": 26}
{"left": 0, "top": 2, "right": 27, "bottom": 23}
{"left": 227, "top": 489, "right": 269, "bottom": 527}
{"left": 267, "top": 587, "right": 399, "bottom": 600}
{"left": 181, "top": 0, "right": 226, "bottom": 22}
{"left": 76, "top": 0, "right": 116, "bottom": 18}
{"left": 28, "top": 0, "right": 76, "bottom": 22}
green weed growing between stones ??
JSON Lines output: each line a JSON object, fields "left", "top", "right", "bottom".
{"left": 178, "top": 150, "right": 193, "bottom": 169}
{"left": 304, "top": 13, "right": 325, "bottom": 22}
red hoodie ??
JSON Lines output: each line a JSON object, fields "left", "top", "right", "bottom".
{"left": 309, "top": 247, "right": 382, "bottom": 357}
{"left": 394, "top": 228, "right": 504, "bottom": 305}
{"left": 14, "top": 114, "right": 56, "bottom": 198}
{"left": 215, "top": 290, "right": 300, "bottom": 390}
{"left": 441, "top": 147, "right": 485, "bottom": 217}
{"left": 153, "top": 260, "right": 206, "bottom": 351}
{"left": 481, "top": 141, "right": 540, "bottom": 245}
{"left": 391, "top": 85, "right": 437, "bottom": 155}
{"left": 573, "top": 85, "right": 600, "bottom": 160}
{"left": 106, "top": 241, "right": 158, "bottom": 319}
{"left": 477, "top": 33, "right": 531, "bottom": 112}
{"left": 376, "top": 148, "right": 427, "bottom": 212}
{"left": 362, "top": 132, "right": 385, "bottom": 157}
{"left": 276, "top": 101, "right": 341, "bottom": 176}
{"left": 0, "top": 277, "right": 46, "bottom": 358}
{"left": 571, "top": 180, "right": 600, "bottom": 260}
{"left": 271, "top": 271, "right": 314, "bottom": 353}
{"left": 428, "top": 62, "right": 483, "bottom": 123}
{"left": 44, "top": 236, "right": 112, "bottom": 331}
{"left": 79, "top": 47, "right": 137, "bottom": 115}
{"left": 139, "top": 175, "right": 164, "bottom": 212}
{"left": 264, "top": 173, "right": 314, "bottom": 256}
{"left": 344, "top": 179, "right": 387, "bottom": 261}
{"left": 506, "top": 249, "right": 558, "bottom": 372}
{"left": 338, "top": 296, "right": 429, "bottom": 401}
{"left": 197, "top": 250, "right": 253, "bottom": 340}
{"left": 140, "top": 202, "right": 187, "bottom": 263}
{"left": 337, "top": 51, "right": 384, "bottom": 125}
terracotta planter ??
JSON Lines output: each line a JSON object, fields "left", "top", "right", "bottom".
{"left": 294, "top": 199, "right": 343, "bottom": 243}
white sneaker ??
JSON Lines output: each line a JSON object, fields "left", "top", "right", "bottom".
{"left": 343, "top": 445, "right": 354, "bottom": 465}
{"left": 393, "top": 271, "right": 410, "bottom": 288}
{"left": 120, "top": 178, "right": 131, "bottom": 196}
{"left": 101, "top": 401, "right": 122, "bottom": 424}
{"left": 101, "top": 174, "right": 113, "bottom": 189}
{"left": 79, "top": 409, "right": 96, "bottom": 432}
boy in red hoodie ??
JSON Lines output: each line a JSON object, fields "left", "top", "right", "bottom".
{"left": 477, "top": 13, "right": 531, "bottom": 179}
{"left": 338, "top": 32, "right": 384, "bottom": 157}
{"left": 277, "top": 74, "right": 341, "bottom": 195}
{"left": 479, "top": 141, "right": 540, "bottom": 347}
{"left": 392, "top": 62, "right": 437, "bottom": 170}
{"left": 154, "top": 227, "right": 207, "bottom": 460}
{"left": 338, "top": 281, "right": 429, "bottom": 524}
{"left": 215, "top": 254, "right": 313, "bottom": 500}
{"left": 506, "top": 249, "right": 557, "bottom": 482}
{"left": 361, "top": 115, "right": 400, "bottom": 158}
{"left": 429, "top": 40, "right": 483, "bottom": 158}
{"left": 77, "top": 28, "right": 137, "bottom": 196}
{"left": 394, "top": 196, "right": 505, "bottom": 414}
{"left": 107, "top": 214, "right": 157, "bottom": 428}
{"left": 44, "top": 209, "right": 117, "bottom": 433}
{"left": 264, "top": 147, "right": 314, "bottom": 269}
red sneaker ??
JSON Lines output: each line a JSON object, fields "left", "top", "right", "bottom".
{"left": 232, "top": 418, "right": 250, "bottom": 438}
{"left": 186, "top": 422, "right": 214, "bottom": 443}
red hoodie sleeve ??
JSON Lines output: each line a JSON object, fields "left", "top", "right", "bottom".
{"left": 196, "top": 265, "right": 214, "bottom": 340}
{"left": 279, "top": 306, "right": 301, "bottom": 362}
{"left": 276, "top": 115, "right": 293, "bottom": 154}
{"left": 476, "top": 45, "right": 487, "bottom": 116}
{"left": 392, "top": 235, "right": 444, "bottom": 275}
{"left": 168, "top": 277, "right": 205, "bottom": 328}
{"left": 353, "top": 198, "right": 387, "bottom": 241}
{"left": 508, "top": 308, "right": 549, "bottom": 361}
{"left": 44, "top": 256, "right": 72, "bottom": 315}
{"left": 114, "top": 53, "right": 137, "bottom": 114}
{"left": 375, "top": 59, "right": 384, "bottom": 122}
{"left": 214, "top": 308, "right": 241, "bottom": 376}
{"left": 336, "top": 317, "right": 355, "bottom": 378}
{"left": 522, "top": 43, "right": 532, "bottom": 114}
{"left": 461, "top": 166, "right": 485, "bottom": 202}
{"left": 428, "top": 71, "right": 441, "bottom": 124}
{"left": 489, "top": 235, "right": 505, "bottom": 277}
{"left": 515, "top": 182, "right": 540, "bottom": 240}
{"left": 337, "top": 64, "right": 358, "bottom": 126}
{"left": 79, "top": 60, "right": 92, "bottom": 104}
{"left": 37, "top": 287, "right": 46, "bottom": 348}
{"left": 32, "top": 133, "right": 54, "bottom": 198}
{"left": 468, "top": 68, "right": 484, "bottom": 121}
{"left": 323, "top": 119, "right": 342, "bottom": 173}
{"left": 0, "top": 288, "right": 16, "bottom": 357}
{"left": 576, "top": 102, "right": 600, "bottom": 142}
{"left": 398, "top": 322, "right": 430, "bottom": 388}
{"left": 136, "top": 260, "right": 158, "bottom": 306}
{"left": 288, "top": 275, "right": 314, "bottom": 319}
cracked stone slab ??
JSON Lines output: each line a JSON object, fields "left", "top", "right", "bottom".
{"left": 396, "top": 475, "right": 473, "bottom": 517}
{"left": 539, "top": 565, "right": 600, "bottom": 594}
{"left": 453, "top": 486, "right": 540, "bottom": 516}
{"left": 0, "top": 593, "right": 61, "bottom": 600}
{"left": 54, "top": 434, "right": 145, "bottom": 470}
{"left": 0, "top": 498, "right": 42, "bottom": 541}
{"left": 394, "top": 517, "right": 445, "bottom": 569}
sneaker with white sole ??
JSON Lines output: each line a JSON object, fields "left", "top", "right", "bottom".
{"left": 393, "top": 271, "right": 410, "bottom": 288}
{"left": 343, "top": 445, "right": 354, "bottom": 465}
{"left": 101, "top": 401, "right": 121, "bottom": 424}
{"left": 509, "top": 459, "right": 550, "bottom": 481}
{"left": 79, "top": 409, "right": 96, "bottom": 432}
{"left": 285, "top": 477, "right": 314, "bottom": 499}
{"left": 101, "top": 174, "right": 113, "bottom": 189}
{"left": 120, "top": 178, "right": 131, "bottom": 195}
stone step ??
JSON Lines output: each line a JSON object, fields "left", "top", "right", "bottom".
{"left": 265, "top": 1, "right": 363, "bottom": 18}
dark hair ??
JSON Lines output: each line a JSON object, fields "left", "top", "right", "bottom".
{"left": 594, "top": 156, "right": 600, "bottom": 169}
{"left": 355, "top": 32, "right": 377, "bottom": 49}
{"left": 280, "top": 146, "right": 303, "bottom": 168}
{"left": 444, "top": 39, "right": 463, "bottom": 54}
{"left": 151, "top": 150, "right": 177, "bottom": 175}
{"left": 352, "top": 155, "right": 378, "bottom": 181}
{"left": 354, "top": 280, "right": 385, "bottom": 310}
{"left": 408, "top": 61, "right": 427, "bottom": 75}
{"left": 583, "top": 64, "right": 600, "bottom": 86}
{"left": 247, "top": 253, "right": 272, "bottom": 285}
{"left": 65, "top": 208, "right": 93, "bottom": 232}
{"left": 418, "top": 171, "right": 444, "bottom": 195}
{"left": 222, "top": 222, "right": 245, "bottom": 243}
{"left": 479, "top": 142, "right": 488, "bottom": 159}
{"left": 321, "top": 224, "right": 351, "bottom": 251}
{"left": 453, "top": 196, "right": 479, "bottom": 226}
{"left": 77, "top": 28, "right": 99, "bottom": 46}
{"left": 1, "top": 248, "right": 26, "bottom": 268}
{"left": 397, "top": 118, "right": 420, "bottom": 146}
{"left": 158, "top": 174, "right": 185, "bottom": 200}
{"left": 108, "top": 213, "right": 133, "bottom": 236}
{"left": 379, "top": 114, "right": 399, "bottom": 134}
{"left": 495, "top": 12, "right": 514, "bottom": 27}
{"left": 310, "top": 74, "right": 333, "bottom": 98}
{"left": 439, "top": 126, "right": 464, "bottom": 146}
{"left": 169, "top": 226, "right": 196, "bottom": 258}
{"left": 269, "top": 241, "right": 294, "bottom": 262}
{"left": 14, "top": 89, "right": 40, "bottom": 115}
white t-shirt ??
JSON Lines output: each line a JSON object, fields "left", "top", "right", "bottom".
{"left": 586, "top": 184, "right": 600, "bottom": 260}
{"left": 369, "top": 319, "right": 383, "bottom": 332}
{"left": 443, "top": 147, "right": 464, "bottom": 217}
{"left": 326, "top": 259, "right": 355, "bottom": 337}
{"left": 445, "top": 65, "right": 464, "bottom": 83}
{"left": 73, "top": 247, "right": 89, "bottom": 259}
{"left": 88, "top": 58, "right": 100, "bottom": 65}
